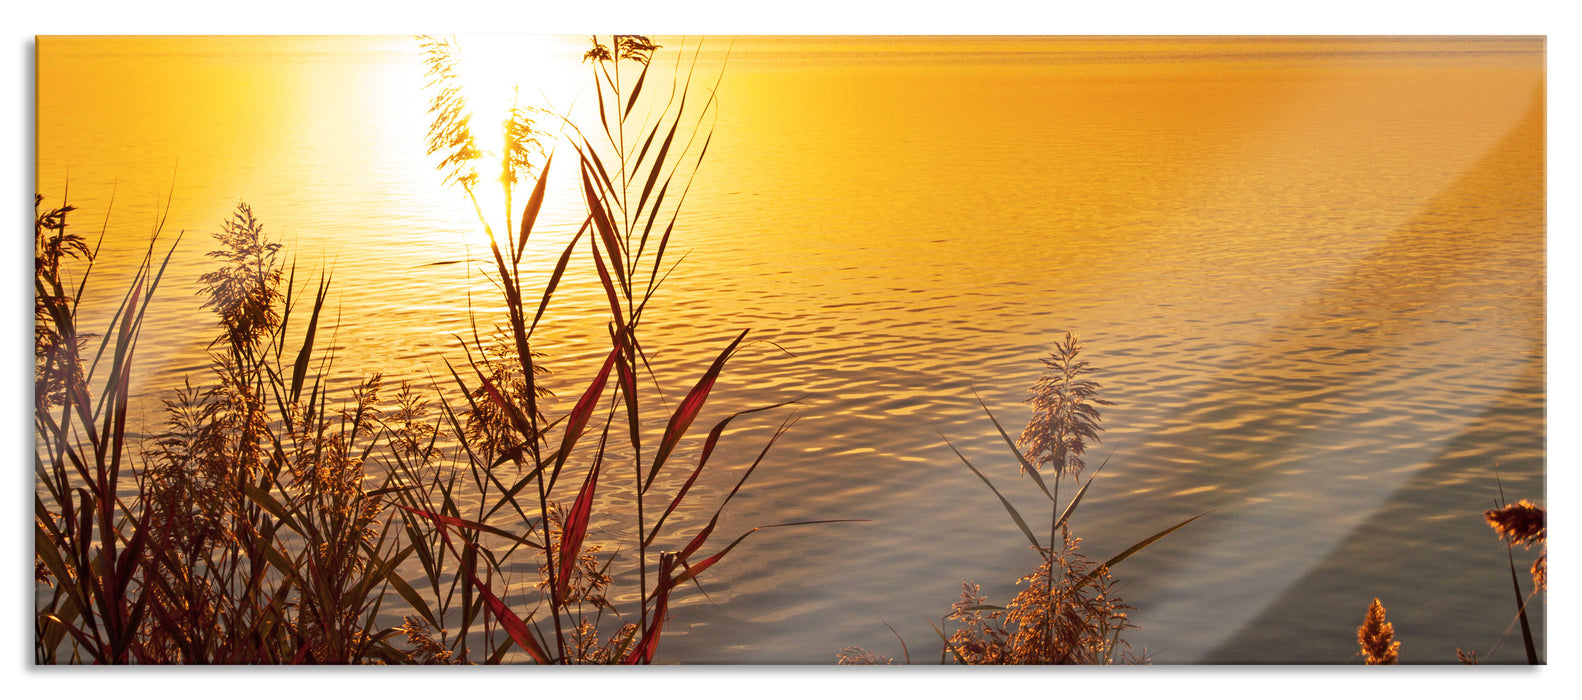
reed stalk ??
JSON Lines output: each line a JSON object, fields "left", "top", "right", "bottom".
{"left": 402, "top": 34, "right": 853, "bottom": 664}
{"left": 842, "top": 335, "right": 1200, "bottom": 664}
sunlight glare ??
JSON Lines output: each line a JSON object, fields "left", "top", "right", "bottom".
{"left": 447, "top": 35, "right": 586, "bottom": 230}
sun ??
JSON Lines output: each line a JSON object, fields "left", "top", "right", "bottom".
{"left": 445, "top": 35, "right": 588, "bottom": 228}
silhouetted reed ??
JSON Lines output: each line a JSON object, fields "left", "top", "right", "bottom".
{"left": 34, "top": 189, "right": 450, "bottom": 663}
{"left": 34, "top": 190, "right": 176, "bottom": 663}
{"left": 388, "top": 34, "right": 851, "bottom": 664}
{"left": 37, "top": 35, "right": 841, "bottom": 664}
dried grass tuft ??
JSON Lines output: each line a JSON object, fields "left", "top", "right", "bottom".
{"left": 1357, "top": 598, "right": 1401, "bottom": 665}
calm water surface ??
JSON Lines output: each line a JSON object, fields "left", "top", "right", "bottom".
{"left": 36, "top": 36, "right": 1545, "bottom": 663}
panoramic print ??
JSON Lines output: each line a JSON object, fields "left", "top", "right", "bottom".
{"left": 34, "top": 35, "right": 1545, "bottom": 664}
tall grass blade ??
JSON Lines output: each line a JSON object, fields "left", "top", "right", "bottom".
{"left": 474, "top": 375, "right": 537, "bottom": 453}
{"left": 670, "top": 520, "right": 863, "bottom": 588}
{"left": 580, "top": 160, "right": 627, "bottom": 287}
{"left": 556, "top": 425, "right": 609, "bottom": 604}
{"left": 515, "top": 154, "right": 553, "bottom": 261}
{"left": 623, "top": 58, "right": 651, "bottom": 120}
{"left": 550, "top": 346, "right": 620, "bottom": 487}
{"left": 636, "top": 116, "right": 678, "bottom": 220}
{"left": 1078, "top": 513, "right": 1206, "bottom": 586}
{"left": 391, "top": 504, "right": 544, "bottom": 551}
{"left": 672, "top": 418, "right": 797, "bottom": 563}
{"left": 644, "top": 329, "right": 749, "bottom": 491}
{"left": 587, "top": 227, "right": 628, "bottom": 331}
{"left": 464, "top": 551, "right": 550, "bottom": 664}
{"left": 368, "top": 543, "right": 438, "bottom": 626}
{"left": 575, "top": 136, "right": 620, "bottom": 219}
{"left": 1508, "top": 547, "right": 1539, "bottom": 664}
{"left": 624, "top": 552, "right": 674, "bottom": 664}
{"left": 1053, "top": 464, "right": 1106, "bottom": 533}
{"left": 927, "top": 617, "right": 970, "bottom": 665}
{"left": 975, "top": 395, "right": 1052, "bottom": 502}
{"left": 645, "top": 399, "right": 802, "bottom": 548}
{"left": 528, "top": 219, "right": 587, "bottom": 336}
{"left": 290, "top": 273, "right": 330, "bottom": 406}
{"left": 943, "top": 434, "right": 1040, "bottom": 550}
{"left": 635, "top": 179, "right": 668, "bottom": 263}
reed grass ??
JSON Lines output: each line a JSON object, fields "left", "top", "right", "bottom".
{"left": 841, "top": 334, "right": 1200, "bottom": 665}
{"left": 1484, "top": 489, "right": 1545, "bottom": 664}
{"left": 37, "top": 35, "right": 833, "bottom": 663}
{"left": 1355, "top": 489, "right": 1546, "bottom": 664}
{"left": 34, "top": 185, "right": 454, "bottom": 663}
{"left": 379, "top": 34, "right": 855, "bottom": 664}
{"left": 34, "top": 189, "right": 178, "bottom": 663}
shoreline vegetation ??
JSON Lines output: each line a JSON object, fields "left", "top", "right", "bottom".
{"left": 33, "top": 35, "right": 1545, "bottom": 665}
{"left": 35, "top": 34, "right": 858, "bottom": 665}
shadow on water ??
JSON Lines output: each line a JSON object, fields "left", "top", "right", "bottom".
{"left": 1204, "top": 356, "right": 1544, "bottom": 663}
{"left": 1101, "top": 84, "right": 1544, "bottom": 662}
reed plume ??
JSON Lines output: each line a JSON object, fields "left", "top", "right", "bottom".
{"left": 34, "top": 194, "right": 92, "bottom": 410}
{"left": 395, "top": 615, "right": 455, "bottom": 664}
{"left": 418, "top": 35, "right": 481, "bottom": 192}
{"left": 462, "top": 333, "right": 552, "bottom": 461}
{"left": 835, "top": 647, "right": 894, "bottom": 665}
{"left": 1485, "top": 499, "right": 1546, "bottom": 594}
{"left": 199, "top": 202, "right": 282, "bottom": 356}
{"left": 1019, "top": 332, "right": 1112, "bottom": 481}
{"left": 916, "top": 336, "right": 1199, "bottom": 665}
{"left": 1357, "top": 597, "right": 1400, "bottom": 664}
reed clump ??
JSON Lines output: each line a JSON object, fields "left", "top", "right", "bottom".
{"left": 388, "top": 34, "right": 853, "bottom": 664}
{"left": 842, "top": 334, "right": 1197, "bottom": 665}
{"left": 35, "top": 190, "right": 173, "bottom": 664}
{"left": 33, "top": 190, "right": 453, "bottom": 663}
{"left": 945, "top": 539, "right": 1135, "bottom": 665}
{"left": 37, "top": 33, "right": 845, "bottom": 665}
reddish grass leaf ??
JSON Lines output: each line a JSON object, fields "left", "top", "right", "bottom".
{"left": 615, "top": 345, "right": 643, "bottom": 465}
{"left": 645, "top": 400, "right": 800, "bottom": 549}
{"left": 391, "top": 503, "right": 544, "bottom": 551}
{"left": 587, "top": 230, "right": 628, "bottom": 335}
{"left": 556, "top": 427, "right": 608, "bottom": 605}
{"left": 580, "top": 159, "right": 626, "bottom": 287}
{"left": 644, "top": 329, "right": 749, "bottom": 491}
{"left": 529, "top": 219, "right": 588, "bottom": 337}
{"left": 515, "top": 153, "right": 553, "bottom": 260}
{"left": 468, "top": 561, "right": 551, "bottom": 664}
{"left": 624, "top": 552, "right": 675, "bottom": 664}
{"left": 551, "top": 346, "right": 620, "bottom": 487}
{"left": 410, "top": 509, "right": 553, "bottom": 664}
{"left": 475, "top": 374, "right": 536, "bottom": 448}
{"left": 636, "top": 116, "right": 679, "bottom": 222}
{"left": 671, "top": 520, "right": 864, "bottom": 589}
{"left": 674, "top": 418, "right": 797, "bottom": 564}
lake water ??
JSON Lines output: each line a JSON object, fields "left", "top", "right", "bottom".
{"left": 36, "top": 35, "right": 1545, "bottom": 663}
